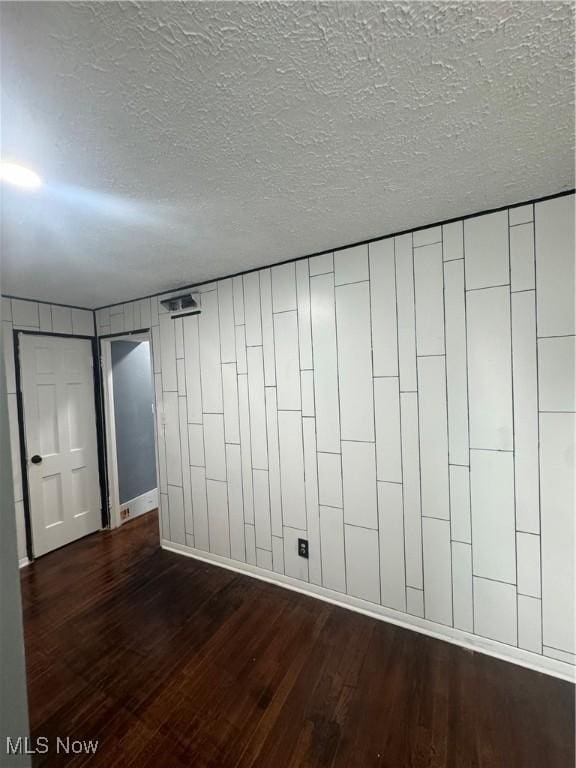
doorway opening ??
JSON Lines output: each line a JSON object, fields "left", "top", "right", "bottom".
{"left": 101, "top": 333, "right": 157, "bottom": 529}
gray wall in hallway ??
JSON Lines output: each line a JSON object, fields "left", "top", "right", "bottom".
{"left": 111, "top": 339, "right": 156, "bottom": 504}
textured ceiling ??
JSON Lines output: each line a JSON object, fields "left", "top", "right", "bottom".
{"left": 1, "top": 1, "right": 574, "bottom": 308}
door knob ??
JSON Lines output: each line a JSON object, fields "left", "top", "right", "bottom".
{"left": 30, "top": 455, "right": 42, "bottom": 464}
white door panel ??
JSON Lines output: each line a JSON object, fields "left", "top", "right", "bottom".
{"left": 20, "top": 334, "right": 101, "bottom": 556}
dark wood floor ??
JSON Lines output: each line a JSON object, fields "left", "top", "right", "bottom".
{"left": 21, "top": 511, "right": 574, "bottom": 768}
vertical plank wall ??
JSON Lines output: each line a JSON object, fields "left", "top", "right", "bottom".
{"left": 87, "top": 192, "right": 569, "bottom": 671}
{"left": 1, "top": 299, "right": 95, "bottom": 563}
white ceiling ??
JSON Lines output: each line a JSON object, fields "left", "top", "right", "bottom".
{"left": 1, "top": 1, "right": 574, "bottom": 309}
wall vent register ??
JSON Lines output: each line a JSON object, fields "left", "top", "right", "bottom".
{"left": 160, "top": 293, "right": 201, "bottom": 318}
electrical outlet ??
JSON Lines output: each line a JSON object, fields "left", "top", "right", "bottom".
{"left": 298, "top": 538, "right": 309, "bottom": 559}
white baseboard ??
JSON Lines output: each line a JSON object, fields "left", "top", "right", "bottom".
{"left": 120, "top": 488, "right": 158, "bottom": 524}
{"left": 161, "top": 539, "right": 575, "bottom": 684}
{"left": 19, "top": 557, "right": 29, "bottom": 568}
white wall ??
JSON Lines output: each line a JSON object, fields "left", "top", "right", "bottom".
{"left": 95, "top": 194, "right": 575, "bottom": 675}
{"left": 1, "top": 298, "right": 95, "bottom": 561}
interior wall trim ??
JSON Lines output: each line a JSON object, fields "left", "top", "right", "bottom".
{"left": 98, "top": 327, "right": 151, "bottom": 340}
{"left": 161, "top": 539, "right": 576, "bottom": 684}
{"left": 95, "top": 187, "right": 575, "bottom": 311}
{"left": 119, "top": 488, "right": 158, "bottom": 523}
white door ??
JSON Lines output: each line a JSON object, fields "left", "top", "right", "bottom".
{"left": 20, "top": 334, "right": 101, "bottom": 557}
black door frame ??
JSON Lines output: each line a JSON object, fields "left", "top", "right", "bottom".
{"left": 13, "top": 330, "right": 109, "bottom": 561}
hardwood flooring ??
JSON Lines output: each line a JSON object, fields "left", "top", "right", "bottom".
{"left": 21, "top": 511, "right": 574, "bottom": 767}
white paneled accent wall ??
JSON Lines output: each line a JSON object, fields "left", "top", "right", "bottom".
{"left": 2, "top": 298, "right": 95, "bottom": 562}
{"left": 93, "top": 194, "right": 575, "bottom": 674}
